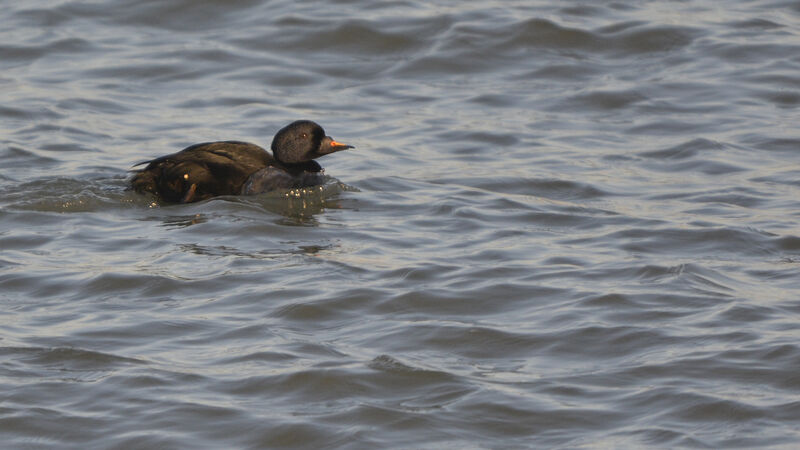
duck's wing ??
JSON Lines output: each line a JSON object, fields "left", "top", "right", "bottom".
{"left": 130, "top": 141, "right": 273, "bottom": 203}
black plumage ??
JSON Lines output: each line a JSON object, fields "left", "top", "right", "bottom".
{"left": 130, "top": 120, "right": 352, "bottom": 203}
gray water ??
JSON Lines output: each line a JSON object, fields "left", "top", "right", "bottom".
{"left": 2, "top": 0, "right": 800, "bottom": 448}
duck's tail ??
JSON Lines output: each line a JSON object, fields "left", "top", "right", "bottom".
{"left": 129, "top": 169, "right": 159, "bottom": 195}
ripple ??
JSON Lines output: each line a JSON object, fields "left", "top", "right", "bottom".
{"left": 558, "top": 89, "right": 648, "bottom": 111}
{"left": 1, "top": 176, "right": 131, "bottom": 212}
{"left": 594, "top": 226, "right": 778, "bottom": 257}
{"left": 604, "top": 24, "right": 701, "bottom": 55}
{"left": 0, "top": 37, "right": 95, "bottom": 65}
{"left": 1, "top": 146, "right": 60, "bottom": 174}
{"left": 639, "top": 138, "right": 727, "bottom": 159}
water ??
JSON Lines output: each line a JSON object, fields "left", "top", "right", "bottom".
{"left": 2, "top": 0, "right": 800, "bottom": 448}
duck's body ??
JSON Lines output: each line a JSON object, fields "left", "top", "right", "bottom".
{"left": 130, "top": 121, "right": 352, "bottom": 203}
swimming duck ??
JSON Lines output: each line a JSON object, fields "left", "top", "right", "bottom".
{"left": 130, "top": 120, "right": 352, "bottom": 203}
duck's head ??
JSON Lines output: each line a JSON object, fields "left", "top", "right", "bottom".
{"left": 271, "top": 120, "right": 353, "bottom": 164}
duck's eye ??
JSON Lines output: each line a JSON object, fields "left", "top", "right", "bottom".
{"left": 300, "top": 133, "right": 307, "bottom": 138}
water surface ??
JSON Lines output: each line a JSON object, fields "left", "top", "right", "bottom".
{"left": 2, "top": 0, "right": 800, "bottom": 448}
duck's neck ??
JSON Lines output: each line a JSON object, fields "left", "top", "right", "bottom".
{"left": 279, "top": 160, "right": 322, "bottom": 175}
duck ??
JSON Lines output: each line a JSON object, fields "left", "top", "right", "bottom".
{"left": 130, "top": 120, "right": 353, "bottom": 203}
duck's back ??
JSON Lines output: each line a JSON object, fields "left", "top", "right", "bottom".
{"left": 131, "top": 141, "right": 273, "bottom": 203}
